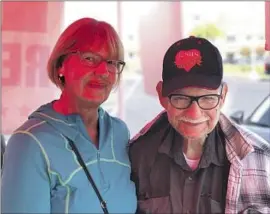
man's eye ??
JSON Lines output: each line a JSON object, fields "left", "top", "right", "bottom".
{"left": 172, "top": 96, "right": 189, "bottom": 101}
{"left": 202, "top": 96, "right": 216, "bottom": 100}
{"left": 177, "top": 96, "right": 189, "bottom": 100}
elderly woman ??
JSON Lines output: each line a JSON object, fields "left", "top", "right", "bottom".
{"left": 1, "top": 18, "right": 137, "bottom": 213}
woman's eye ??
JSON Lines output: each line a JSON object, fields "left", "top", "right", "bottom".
{"left": 84, "top": 56, "right": 94, "bottom": 61}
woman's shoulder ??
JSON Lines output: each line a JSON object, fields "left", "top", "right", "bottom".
{"left": 9, "top": 117, "right": 63, "bottom": 151}
{"left": 14, "top": 117, "right": 57, "bottom": 138}
{"left": 5, "top": 119, "right": 53, "bottom": 168}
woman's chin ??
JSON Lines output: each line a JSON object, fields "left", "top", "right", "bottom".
{"left": 78, "top": 95, "right": 106, "bottom": 106}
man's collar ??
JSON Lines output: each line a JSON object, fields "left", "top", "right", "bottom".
{"left": 131, "top": 110, "right": 255, "bottom": 164}
{"left": 158, "top": 126, "right": 174, "bottom": 156}
{"left": 199, "top": 127, "right": 227, "bottom": 167}
{"left": 158, "top": 126, "right": 227, "bottom": 168}
{"left": 219, "top": 113, "right": 254, "bottom": 162}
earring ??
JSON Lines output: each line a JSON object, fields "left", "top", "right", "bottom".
{"left": 58, "top": 74, "right": 65, "bottom": 85}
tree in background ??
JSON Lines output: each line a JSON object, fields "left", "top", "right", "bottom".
{"left": 240, "top": 46, "right": 251, "bottom": 57}
{"left": 240, "top": 46, "right": 251, "bottom": 63}
{"left": 189, "top": 23, "right": 224, "bottom": 40}
{"left": 255, "top": 45, "right": 265, "bottom": 60}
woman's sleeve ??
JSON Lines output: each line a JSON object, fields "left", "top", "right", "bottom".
{"left": 1, "top": 132, "right": 51, "bottom": 213}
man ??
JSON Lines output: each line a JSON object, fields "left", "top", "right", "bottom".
{"left": 265, "top": 53, "right": 270, "bottom": 75}
{"left": 129, "top": 36, "right": 270, "bottom": 214}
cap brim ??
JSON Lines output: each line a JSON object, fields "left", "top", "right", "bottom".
{"left": 162, "top": 74, "right": 222, "bottom": 97}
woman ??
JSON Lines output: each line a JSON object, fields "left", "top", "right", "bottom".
{"left": 1, "top": 18, "right": 137, "bottom": 213}
{"left": 1, "top": 134, "right": 5, "bottom": 169}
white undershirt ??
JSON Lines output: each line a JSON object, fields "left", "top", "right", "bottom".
{"left": 183, "top": 153, "right": 200, "bottom": 170}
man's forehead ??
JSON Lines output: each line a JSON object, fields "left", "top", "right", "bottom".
{"left": 173, "top": 86, "right": 219, "bottom": 94}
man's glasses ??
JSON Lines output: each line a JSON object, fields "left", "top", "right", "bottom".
{"left": 168, "top": 85, "right": 224, "bottom": 110}
{"left": 70, "top": 51, "right": 125, "bottom": 74}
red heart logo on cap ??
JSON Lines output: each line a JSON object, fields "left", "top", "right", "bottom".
{"left": 174, "top": 49, "right": 202, "bottom": 72}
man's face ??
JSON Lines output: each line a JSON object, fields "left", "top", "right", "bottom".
{"left": 158, "top": 83, "right": 228, "bottom": 140}
{"left": 60, "top": 43, "right": 118, "bottom": 107}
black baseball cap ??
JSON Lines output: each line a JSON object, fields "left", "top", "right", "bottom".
{"left": 162, "top": 36, "right": 223, "bottom": 96}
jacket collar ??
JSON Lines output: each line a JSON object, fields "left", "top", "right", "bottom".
{"left": 131, "top": 111, "right": 255, "bottom": 164}
{"left": 219, "top": 113, "right": 254, "bottom": 164}
{"left": 158, "top": 125, "right": 227, "bottom": 168}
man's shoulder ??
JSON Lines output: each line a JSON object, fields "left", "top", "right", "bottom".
{"left": 249, "top": 133, "right": 270, "bottom": 155}
{"left": 129, "top": 111, "right": 172, "bottom": 171}
{"left": 219, "top": 113, "right": 270, "bottom": 157}
{"left": 243, "top": 130, "right": 270, "bottom": 169}
{"left": 130, "top": 111, "right": 169, "bottom": 143}
{"left": 235, "top": 123, "right": 270, "bottom": 156}
{"left": 223, "top": 120, "right": 270, "bottom": 173}
{"left": 129, "top": 111, "right": 170, "bottom": 154}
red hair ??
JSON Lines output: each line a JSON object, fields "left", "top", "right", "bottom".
{"left": 47, "top": 17, "right": 124, "bottom": 87}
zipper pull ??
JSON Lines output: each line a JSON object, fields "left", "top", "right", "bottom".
{"left": 97, "top": 151, "right": 100, "bottom": 160}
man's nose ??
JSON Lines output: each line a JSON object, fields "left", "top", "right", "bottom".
{"left": 184, "top": 101, "right": 202, "bottom": 119}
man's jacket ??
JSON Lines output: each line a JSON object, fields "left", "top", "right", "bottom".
{"left": 130, "top": 111, "right": 270, "bottom": 214}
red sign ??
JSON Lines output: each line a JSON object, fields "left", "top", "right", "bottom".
{"left": 138, "top": 2, "right": 183, "bottom": 96}
{"left": 2, "top": 2, "right": 48, "bottom": 33}
{"left": 266, "top": 1, "right": 270, "bottom": 51}
{"left": 1, "top": 2, "right": 64, "bottom": 134}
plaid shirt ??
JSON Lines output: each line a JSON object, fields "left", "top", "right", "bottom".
{"left": 131, "top": 111, "right": 270, "bottom": 213}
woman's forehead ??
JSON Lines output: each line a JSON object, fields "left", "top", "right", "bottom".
{"left": 67, "top": 23, "right": 120, "bottom": 59}
{"left": 75, "top": 39, "right": 119, "bottom": 60}
{"left": 78, "top": 43, "right": 109, "bottom": 56}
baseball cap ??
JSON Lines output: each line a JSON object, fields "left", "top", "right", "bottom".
{"left": 162, "top": 36, "right": 223, "bottom": 96}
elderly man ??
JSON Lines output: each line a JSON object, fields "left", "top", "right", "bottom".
{"left": 129, "top": 36, "right": 270, "bottom": 214}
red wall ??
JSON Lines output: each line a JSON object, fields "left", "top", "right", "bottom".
{"left": 138, "top": 2, "right": 183, "bottom": 96}
{"left": 266, "top": 1, "right": 270, "bottom": 51}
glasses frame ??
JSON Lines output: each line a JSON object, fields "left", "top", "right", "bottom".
{"left": 67, "top": 51, "right": 126, "bottom": 74}
{"left": 168, "top": 85, "right": 224, "bottom": 110}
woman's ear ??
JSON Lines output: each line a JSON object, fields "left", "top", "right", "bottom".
{"left": 58, "top": 65, "right": 65, "bottom": 76}
{"left": 57, "top": 66, "right": 66, "bottom": 89}
{"left": 156, "top": 81, "right": 168, "bottom": 109}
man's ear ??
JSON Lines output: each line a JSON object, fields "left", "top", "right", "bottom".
{"left": 220, "top": 82, "right": 228, "bottom": 108}
{"left": 156, "top": 81, "right": 168, "bottom": 109}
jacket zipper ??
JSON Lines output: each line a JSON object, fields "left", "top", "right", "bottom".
{"left": 97, "top": 151, "right": 105, "bottom": 187}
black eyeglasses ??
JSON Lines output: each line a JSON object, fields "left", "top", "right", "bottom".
{"left": 69, "top": 51, "right": 125, "bottom": 74}
{"left": 168, "top": 85, "right": 224, "bottom": 110}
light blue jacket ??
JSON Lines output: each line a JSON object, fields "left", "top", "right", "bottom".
{"left": 1, "top": 102, "right": 137, "bottom": 213}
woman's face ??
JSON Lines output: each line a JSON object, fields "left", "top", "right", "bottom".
{"left": 60, "top": 44, "right": 121, "bottom": 107}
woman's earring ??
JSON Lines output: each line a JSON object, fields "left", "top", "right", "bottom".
{"left": 58, "top": 74, "right": 65, "bottom": 85}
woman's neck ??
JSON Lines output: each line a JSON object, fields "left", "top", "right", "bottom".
{"left": 53, "top": 91, "right": 99, "bottom": 129}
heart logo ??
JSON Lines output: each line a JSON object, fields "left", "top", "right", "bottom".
{"left": 174, "top": 49, "right": 202, "bottom": 72}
